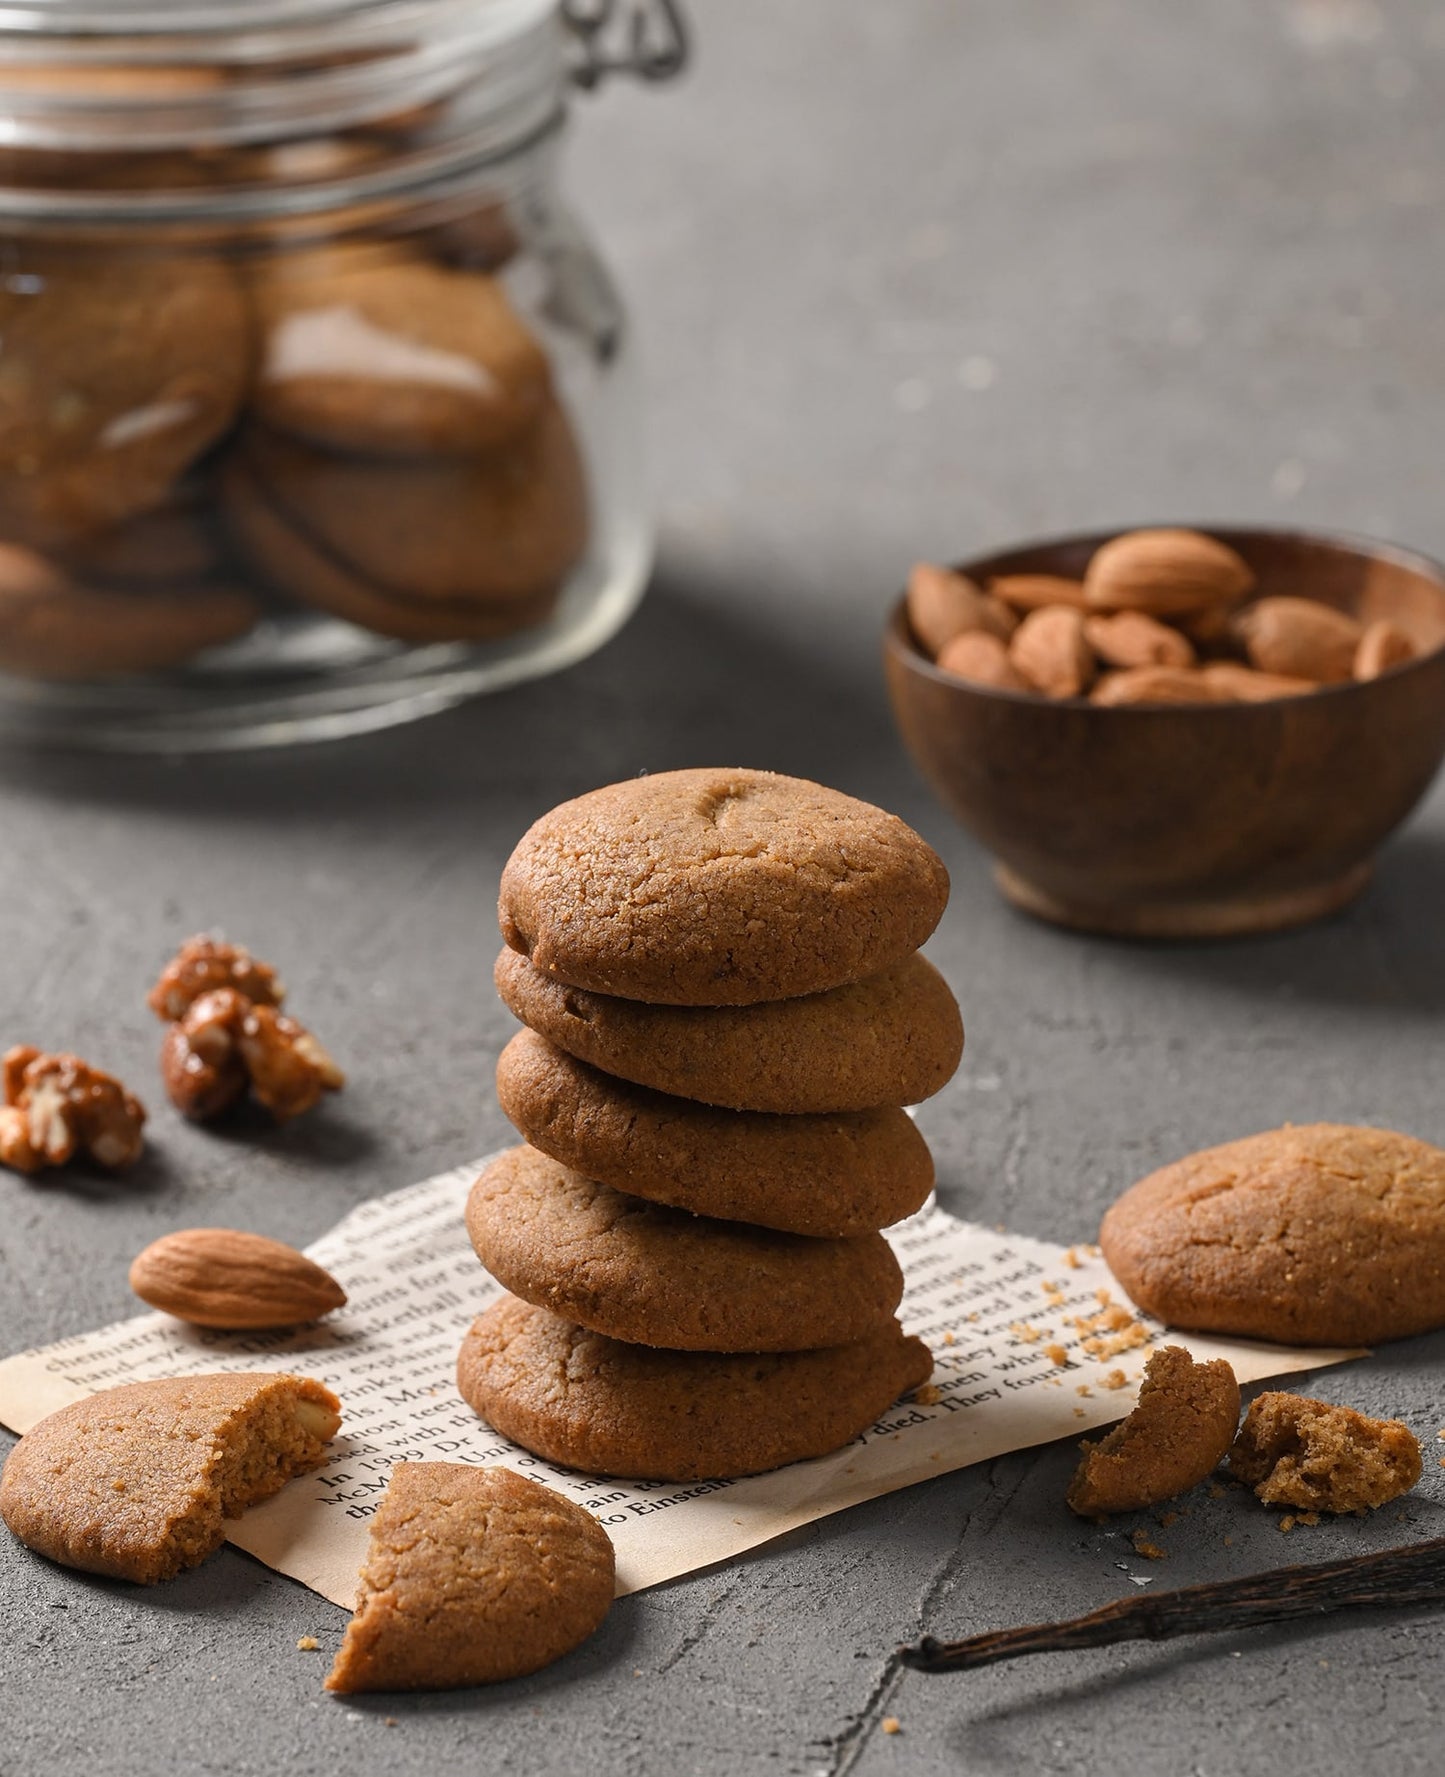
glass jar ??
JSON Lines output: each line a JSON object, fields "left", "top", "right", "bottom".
{"left": 0, "top": 0, "right": 678, "bottom": 748}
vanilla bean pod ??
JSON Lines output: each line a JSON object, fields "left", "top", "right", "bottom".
{"left": 900, "top": 1535, "right": 1445, "bottom": 1674}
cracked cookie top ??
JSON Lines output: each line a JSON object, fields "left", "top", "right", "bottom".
{"left": 497, "top": 767, "right": 950, "bottom": 1005}
{"left": 1099, "top": 1123, "right": 1445, "bottom": 1346}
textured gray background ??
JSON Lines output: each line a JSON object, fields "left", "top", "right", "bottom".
{"left": 4, "top": 1, "right": 1445, "bottom": 1771}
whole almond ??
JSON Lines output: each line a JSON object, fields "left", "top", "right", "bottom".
{"left": 1201, "top": 662, "right": 1317, "bottom": 701}
{"left": 1009, "top": 605, "right": 1096, "bottom": 698}
{"left": 936, "top": 628, "right": 1029, "bottom": 691}
{"left": 1353, "top": 619, "right": 1417, "bottom": 681}
{"left": 906, "top": 562, "right": 1017, "bottom": 655}
{"left": 1084, "top": 529, "right": 1255, "bottom": 616}
{"left": 1083, "top": 610, "right": 1196, "bottom": 670}
{"left": 129, "top": 1228, "right": 347, "bottom": 1328}
{"left": 989, "top": 574, "right": 1089, "bottom": 613}
{"left": 1234, "top": 596, "right": 1362, "bottom": 682}
{"left": 1091, "top": 666, "right": 1226, "bottom": 706}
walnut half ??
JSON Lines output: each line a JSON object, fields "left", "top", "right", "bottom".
{"left": 1, "top": 1046, "right": 146, "bottom": 1175}
{"left": 159, "top": 983, "right": 343, "bottom": 1125}
{"left": 147, "top": 935, "right": 285, "bottom": 1024}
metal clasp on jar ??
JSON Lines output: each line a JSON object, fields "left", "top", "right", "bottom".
{"left": 562, "top": 0, "right": 690, "bottom": 89}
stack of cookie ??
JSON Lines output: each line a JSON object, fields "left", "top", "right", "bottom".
{"left": 457, "top": 768, "right": 963, "bottom": 1483}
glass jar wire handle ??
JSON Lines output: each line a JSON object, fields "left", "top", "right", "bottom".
{"left": 562, "top": 0, "right": 690, "bottom": 89}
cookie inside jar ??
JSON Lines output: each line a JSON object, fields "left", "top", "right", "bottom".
{"left": 0, "top": 0, "right": 649, "bottom": 746}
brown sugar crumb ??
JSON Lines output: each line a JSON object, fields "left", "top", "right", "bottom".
{"left": 1044, "top": 1344, "right": 1070, "bottom": 1367}
{"left": 1067, "top": 1346, "right": 1241, "bottom": 1517}
{"left": 1101, "top": 1370, "right": 1130, "bottom": 1391}
{"left": 912, "top": 1383, "right": 942, "bottom": 1406}
{"left": 881, "top": 1717, "right": 902, "bottom": 1736}
{"left": 1131, "top": 1529, "right": 1167, "bottom": 1560}
{"left": 1229, "top": 1393, "right": 1422, "bottom": 1514}
{"left": 297, "top": 1636, "right": 320, "bottom": 1651}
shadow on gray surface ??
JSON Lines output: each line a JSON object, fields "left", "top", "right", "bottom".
{"left": 0, "top": 560, "right": 910, "bottom": 827}
{"left": 197, "top": 1096, "right": 378, "bottom": 1170}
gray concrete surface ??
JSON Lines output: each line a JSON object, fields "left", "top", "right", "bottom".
{"left": 4, "top": 1, "right": 1445, "bottom": 1771}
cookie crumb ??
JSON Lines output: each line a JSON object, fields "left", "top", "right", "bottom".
{"left": 1074, "top": 1407, "right": 1087, "bottom": 1418}
{"left": 1130, "top": 1530, "right": 1167, "bottom": 1560}
{"left": 1156, "top": 1511, "right": 1180, "bottom": 1527}
{"left": 1208, "top": 1481, "right": 1227, "bottom": 1499}
{"left": 1075, "top": 1384, "right": 1092, "bottom": 1398}
{"left": 881, "top": 1717, "right": 902, "bottom": 1736}
{"left": 1063, "top": 1247, "right": 1082, "bottom": 1269}
{"left": 384, "top": 1717, "right": 398, "bottom": 1727}
{"left": 297, "top": 1636, "right": 320, "bottom": 1651}
{"left": 912, "top": 1383, "right": 942, "bottom": 1406}
{"left": 1045, "top": 1343, "right": 1069, "bottom": 1367}
{"left": 1101, "top": 1369, "right": 1129, "bottom": 1390}
{"left": 942, "top": 1330, "right": 956, "bottom": 1345}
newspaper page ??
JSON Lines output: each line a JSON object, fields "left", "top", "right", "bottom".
{"left": 0, "top": 1159, "right": 1360, "bottom": 1604}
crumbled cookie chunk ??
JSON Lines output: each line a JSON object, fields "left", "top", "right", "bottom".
{"left": 1228, "top": 1393, "right": 1421, "bottom": 1514}
{"left": 1067, "top": 1346, "right": 1240, "bottom": 1516}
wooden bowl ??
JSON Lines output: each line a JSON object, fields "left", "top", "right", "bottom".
{"left": 884, "top": 526, "right": 1445, "bottom": 937}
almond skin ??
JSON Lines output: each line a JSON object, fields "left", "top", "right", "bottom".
{"left": 1084, "top": 529, "right": 1255, "bottom": 616}
{"left": 1201, "top": 662, "right": 1318, "bottom": 701}
{"left": 1353, "top": 619, "right": 1417, "bottom": 681}
{"left": 1234, "top": 596, "right": 1362, "bottom": 683}
{"left": 129, "top": 1228, "right": 347, "bottom": 1329}
{"left": 936, "top": 628, "right": 1029, "bottom": 690}
{"left": 1083, "top": 610, "right": 1196, "bottom": 670}
{"left": 1091, "top": 666, "right": 1227, "bottom": 706}
{"left": 1009, "top": 605, "right": 1096, "bottom": 698}
{"left": 988, "top": 573, "right": 1089, "bottom": 613}
{"left": 906, "top": 562, "right": 1016, "bottom": 655}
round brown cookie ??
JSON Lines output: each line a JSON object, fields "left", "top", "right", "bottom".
{"left": 457, "top": 1296, "right": 933, "bottom": 1481}
{"left": 325, "top": 1462, "right": 614, "bottom": 1693}
{"left": 222, "top": 457, "right": 559, "bottom": 644}
{"left": 60, "top": 500, "right": 222, "bottom": 586}
{"left": 496, "top": 1029, "right": 933, "bottom": 1238}
{"left": 0, "top": 255, "right": 249, "bottom": 544}
{"left": 498, "top": 768, "right": 950, "bottom": 1006}
{"left": 241, "top": 395, "right": 588, "bottom": 605}
{"left": 467, "top": 1145, "right": 904, "bottom": 1352}
{"left": 0, "top": 1372, "right": 340, "bottom": 1583}
{"left": 494, "top": 947, "right": 963, "bottom": 1114}
{"left": 252, "top": 246, "right": 551, "bottom": 456}
{"left": 0, "top": 543, "right": 258, "bottom": 680}
{"left": 1100, "top": 1123, "right": 1445, "bottom": 1346}
{"left": 1066, "top": 1345, "right": 1240, "bottom": 1517}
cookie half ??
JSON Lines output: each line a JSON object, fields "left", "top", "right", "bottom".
{"left": 0, "top": 1372, "right": 340, "bottom": 1583}
{"left": 467, "top": 1145, "right": 904, "bottom": 1351}
{"left": 457, "top": 1296, "right": 933, "bottom": 1481}
{"left": 498, "top": 767, "right": 950, "bottom": 1005}
{"left": 325, "top": 1463, "right": 614, "bottom": 1693}
{"left": 1100, "top": 1123, "right": 1445, "bottom": 1346}
{"left": 494, "top": 947, "right": 962, "bottom": 1114}
{"left": 496, "top": 1029, "right": 933, "bottom": 1238}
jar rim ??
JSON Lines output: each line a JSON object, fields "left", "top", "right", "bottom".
{"left": 0, "top": 0, "right": 554, "bottom": 44}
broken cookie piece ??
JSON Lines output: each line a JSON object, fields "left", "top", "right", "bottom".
{"left": 0, "top": 1372, "right": 340, "bottom": 1582}
{"left": 1228, "top": 1392, "right": 1422, "bottom": 1515}
{"left": 325, "top": 1463, "right": 614, "bottom": 1693}
{"left": 1066, "top": 1345, "right": 1240, "bottom": 1516}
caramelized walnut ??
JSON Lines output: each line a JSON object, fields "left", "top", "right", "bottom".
{"left": 237, "top": 1005, "right": 345, "bottom": 1121}
{"left": 159, "top": 989, "right": 249, "bottom": 1121}
{"left": 159, "top": 988, "right": 342, "bottom": 1124}
{"left": 147, "top": 935, "right": 285, "bottom": 1023}
{"left": 1, "top": 1045, "right": 146, "bottom": 1174}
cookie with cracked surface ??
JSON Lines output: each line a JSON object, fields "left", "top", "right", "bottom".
{"left": 1100, "top": 1123, "right": 1445, "bottom": 1346}
{"left": 0, "top": 1372, "right": 340, "bottom": 1583}
{"left": 494, "top": 947, "right": 963, "bottom": 1114}
{"left": 325, "top": 1462, "right": 614, "bottom": 1693}
{"left": 1066, "top": 1345, "right": 1240, "bottom": 1516}
{"left": 496, "top": 1029, "right": 933, "bottom": 1238}
{"left": 498, "top": 767, "right": 950, "bottom": 1005}
{"left": 457, "top": 1296, "right": 933, "bottom": 1481}
{"left": 466, "top": 1145, "right": 904, "bottom": 1351}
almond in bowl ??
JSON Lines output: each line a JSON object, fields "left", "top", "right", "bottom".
{"left": 884, "top": 526, "right": 1445, "bottom": 936}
